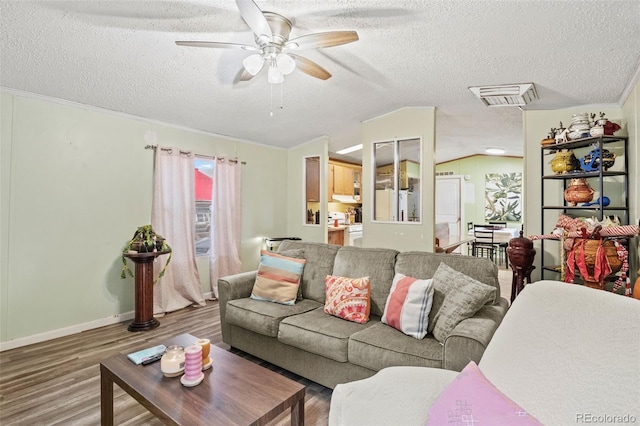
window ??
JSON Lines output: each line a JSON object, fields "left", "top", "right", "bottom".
{"left": 373, "top": 138, "right": 421, "bottom": 222}
{"left": 194, "top": 158, "right": 214, "bottom": 256}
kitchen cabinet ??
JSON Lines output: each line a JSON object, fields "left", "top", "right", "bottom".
{"left": 328, "top": 161, "right": 362, "bottom": 202}
{"left": 540, "top": 135, "right": 629, "bottom": 285}
{"left": 328, "top": 227, "right": 345, "bottom": 246}
{"left": 306, "top": 157, "right": 320, "bottom": 202}
{"left": 333, "top": 165, "right": 354, "bottom": 195}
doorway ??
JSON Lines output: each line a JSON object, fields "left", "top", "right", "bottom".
{"left": 435, "top": 176, "right": 464, "bottom": 250}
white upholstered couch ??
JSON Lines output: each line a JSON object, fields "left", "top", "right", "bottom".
{"left": 329, "top": 280, "right": 640, "bottom": 425}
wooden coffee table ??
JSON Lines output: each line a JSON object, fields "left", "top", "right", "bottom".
{"left": 100, "top": 333, "right": 305, "bottom": 425}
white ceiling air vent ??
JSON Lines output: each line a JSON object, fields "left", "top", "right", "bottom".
{"left": 436, "top": 171, "right": 454, "bottom": 176}
{"left": 468, "top": 83, "right": 537, "bottom": 107}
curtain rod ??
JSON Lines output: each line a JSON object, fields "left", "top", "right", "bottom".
{"left": 145, "top": 144, "right": 246, "bottom": 164}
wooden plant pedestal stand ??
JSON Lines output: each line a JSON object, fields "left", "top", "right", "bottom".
{"left": 123, "top": 251, "right": 170, "bottom": 332}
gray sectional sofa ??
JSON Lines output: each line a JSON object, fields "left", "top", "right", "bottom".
{"left": 217, "top": 241, "right": 509, "bottom": 389}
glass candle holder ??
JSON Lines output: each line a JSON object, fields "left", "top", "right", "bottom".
{"left": 160, "top": 345, "right": 185, "bottom": 378}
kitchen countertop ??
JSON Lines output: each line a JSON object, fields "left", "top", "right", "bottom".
{"left": 328, "top": 226, "right": 346, "bottom": 232}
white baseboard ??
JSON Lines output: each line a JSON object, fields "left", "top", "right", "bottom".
{"left": 0, "top": 293, "right": 217, "bottom": 352}
{"left": 0, "top": 310, "right": 135, "bottom": 352}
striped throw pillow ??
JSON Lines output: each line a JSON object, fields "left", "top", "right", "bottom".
{"left": 250, "top": 250, "right": 306, "bottom": 305}
{"left": 381, "top": 273, "right": 435, "bottom": 339}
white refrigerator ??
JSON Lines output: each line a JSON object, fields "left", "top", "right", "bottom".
{"left": 375, "top": 189, "right": 418, "bottom": 221}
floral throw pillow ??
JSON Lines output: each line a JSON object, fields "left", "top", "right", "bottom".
{"left": 324, "top": 275, "right": 371, "bottom": 324}
{"left": 381, "top": 273, "right": 434, "bottom": 339}
{"left": 427, "top": 361, "right": 541, "bottom": 425}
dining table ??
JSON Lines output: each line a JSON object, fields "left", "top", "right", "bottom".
{"left": 435, "top": 236, "right": 475, "bottom": 254}
{"left": 467, "top": 226, "right": 520, "bottom": 244}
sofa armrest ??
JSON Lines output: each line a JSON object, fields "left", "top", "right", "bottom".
{"left": 443, "top": 297, "right": 509, "bottom": 371}
{"left": 217, "top": 271, "right": 257, "bottom": 344}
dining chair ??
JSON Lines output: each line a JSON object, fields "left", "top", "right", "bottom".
{"left": 489, "top": 221, "right": 509, "bottom": 267}
{"left": 466, "top": 222, "right": 474, "bottom": 254}
{"left": 472, "top": 225, "right": 495, "bottom": 261}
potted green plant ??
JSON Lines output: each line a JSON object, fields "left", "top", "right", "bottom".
{"left": 120, "top": 225, "right": 172, "bottom": 282}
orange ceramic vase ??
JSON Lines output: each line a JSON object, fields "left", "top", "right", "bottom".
{"left": 564, "top": 178, "right": 594, "bottom": 207}
{"left": 571, "top": 239, "right": 622, "bottom": 290}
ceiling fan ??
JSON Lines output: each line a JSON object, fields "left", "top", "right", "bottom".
{"left": 175, "top": 0, "right": 359, "bottom": 84}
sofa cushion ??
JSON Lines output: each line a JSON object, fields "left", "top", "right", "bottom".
{"left": 226, "top": 298, "right": 322, "bottom": 337}
{"left": 278, "top": 241, "right": 341, "bottom": 303}
{"left": 278, "top": 308, "right": 378, "bottom": 362}
{"left": 251, "top": 250, "right": 306, "bottom": 305}
{"left": 324, "top": 275, "right": 371, "bottom": 324}
{"left": 427, "top": 361, "right": 541, "bottom": 425}
{"left": 427, "top": 261, "right": 498, "bottom": 334}
{"left": 381, "top": 273, "right": 435, "bottom": 339}
{"left": 349, "top": 322, "right": 444, "bottom": 371}
{"left": 332, "top": 247, "right": 399, "bottom": 317}
{"left": 395, "top": 252, "right": 500, "bottom": 304}
{"left": 432, "top": 264, "right": 496, "bottom": 342}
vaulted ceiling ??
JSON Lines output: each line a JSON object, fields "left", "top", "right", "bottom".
{"left": 1, "top": 1, "right": 639, "bottom": 163}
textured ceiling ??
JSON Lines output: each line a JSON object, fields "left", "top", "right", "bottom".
{"left": 1, "top": 0, "right": 639, "bottom": 163}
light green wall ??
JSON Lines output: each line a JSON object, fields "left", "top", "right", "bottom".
{"left": 361, "top": 107, "right": 436, "bottom": 251}
{"left": 0, "top": 92, "right": 288, "bottom": 343}
{"left": 523, "top": 104, "right": 635, "bottom": 282}
{"left": 436, "top": 155, "right": 524, "bottom": 227}
{"left": 1, "top": 94, "right": 13, "bottom": 342}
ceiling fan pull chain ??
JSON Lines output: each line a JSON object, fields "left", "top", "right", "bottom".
{"left": 270, "top": 83, "right": 274, "bottom": 117}
{"left": 280, "top": 83, "right": 284, "bottom": 110}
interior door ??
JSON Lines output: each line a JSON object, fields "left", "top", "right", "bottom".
{"left": 436, "top": 177, "right": 462, "bottom": 241}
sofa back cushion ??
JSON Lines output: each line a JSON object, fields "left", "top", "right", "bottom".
{"left": 395, "top": 252, "right": 500, "bottom": 304}
{"left": 332, "top": 247, "right": 399, "bottom": 316}
{"left": 278, "top": 241, "right": 340, "bottom": 303}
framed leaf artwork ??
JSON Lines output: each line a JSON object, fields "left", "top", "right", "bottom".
{"left": 485, "top": 173, "right": 522, "bottom": 222}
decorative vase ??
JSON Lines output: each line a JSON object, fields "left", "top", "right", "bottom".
{"left": 550, "top": 150, "right": 580, "bottom": 174}
{"left": 564, "top": 178, "right": 594, "bottom": 206}
{"left": 507, "top": 231, "right": 536, "bottom": 272}
{"left": 571, "top": 239, "right": 622, "bottom": 290}
{"left": 579, "top": 147, "right": 616, "bottom": 172}
{"left": 589, "top": 125, "right": 604, "bottom": 137}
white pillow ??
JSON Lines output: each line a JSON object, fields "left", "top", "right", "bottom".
{"left": 381, "top": 273, "right": 435, "bottom": 339}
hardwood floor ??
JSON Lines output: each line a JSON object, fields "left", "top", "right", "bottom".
{"left": 0, "top": 301, "right": 332, "bottom": 426}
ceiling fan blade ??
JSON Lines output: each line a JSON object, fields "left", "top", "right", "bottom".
{"left": 239, "top": 69, "right": 256, "bottom": 82}
{"left": 235, "top": 0, "right": 272, "bottom": 39}
{"left": 289, "top": 54, "right": 331, "bottom": 80}
{"left": 175, "top": 41, "right": 257, "bottom": 50}
{"left": 287, "top": 31, "right": 359, "bottom": 50}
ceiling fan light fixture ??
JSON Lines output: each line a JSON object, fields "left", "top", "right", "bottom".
{"left": 276, "top": 53, "right": 296, "bottom": 75}
{"left": 243, "top": 54, "right": 264, "bottom": 75}
{"left": 268, "top": 63, "right": 284, "bottom": 84}
{"left": 469, "top": 83, "right": 538, "bottom": 107}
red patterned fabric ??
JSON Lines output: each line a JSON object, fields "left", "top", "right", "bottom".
{"left": 324, "top": 275, "right": 371, "bottom": 324}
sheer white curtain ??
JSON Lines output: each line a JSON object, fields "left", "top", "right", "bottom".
{"left": 209, "top": 158, "right": 242, "bottom": 297}
{"left": 151, "top": 147, "right": 205, "bottom": 315}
